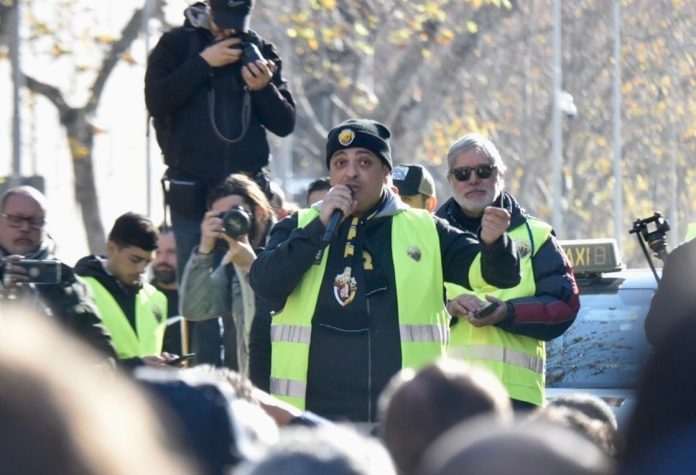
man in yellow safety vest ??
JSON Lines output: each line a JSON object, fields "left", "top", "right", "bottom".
{"left": 437, "top": 133, "right": 580, "bottom": 409}
{"left": 76, "top": 212, "right": 172, "bottom": 367}
{"left": 250, "top": 119, "right": 521, "bottom": 423}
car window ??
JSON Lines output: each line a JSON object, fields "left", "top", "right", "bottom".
{"left": 547, "top": 288, "right": 654, "bottom": 389}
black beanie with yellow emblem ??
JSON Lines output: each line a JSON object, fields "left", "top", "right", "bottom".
{"left": 325, "top": 119, "right": 392, "bottom": 170}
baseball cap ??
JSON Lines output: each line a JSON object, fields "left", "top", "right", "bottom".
{"left": 209, "top": 0, "right": 254, "bottom": 31}
{"left": 391, "top": 164, "right": 435, "bottom": 197}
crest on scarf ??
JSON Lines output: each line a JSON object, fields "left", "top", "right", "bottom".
{"left": 334, "top": 266, "right": 357, "bottom": 306}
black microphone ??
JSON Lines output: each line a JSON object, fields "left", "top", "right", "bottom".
{"left": 322, "top": 189, "right": 353, "bottom": 242}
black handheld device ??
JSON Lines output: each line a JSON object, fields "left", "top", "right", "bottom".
{"left": 476, "top": 301, "right": 500, "bottom": 319}
{"left": 166, "top": 353, "right": 196, "bottom": 366}
{"left": 10, "top": 259, "right": 62, "bottom": 284}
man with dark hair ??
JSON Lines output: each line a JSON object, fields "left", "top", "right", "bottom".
{"left": 250, "top": 118, "right": 520, "bottom": 423}
{"left": 0, "top": 186, "right": 115, "bottom": 358}
{"left": 306, "top": 177, "right": 331, "bottom": 206}
{"left": 76, "top": 213, "right": 170, "bottom": 364}
{"left": 378, "top": 359, "right": 512, "bottom": 475}
{"left": 151, "top": 225, "right": 188, "bottom": 355}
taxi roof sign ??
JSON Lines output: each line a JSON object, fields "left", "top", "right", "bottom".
{"left": 559, "top": 238, "right": 623, "bottom": 274}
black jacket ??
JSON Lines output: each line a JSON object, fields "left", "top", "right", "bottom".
{"left": 436, "top": 192, "right": 579, "bottom": 341}
{"left": 145, "top": 3, "right": 295, "bottom": 179}
{"left": 250, "top": 190, "right": 520, "bottom": 422}
{"left": 644, "top": 237, "right": 696, "bottom": 345}
{"left": 75, "top": 255, "right": 158, "bottom": 369}
{"left": 0, "top": 243, "right": 116, "bottom": 359}
{"left": 75, "top": 255, "right": 143, "bottom": 331}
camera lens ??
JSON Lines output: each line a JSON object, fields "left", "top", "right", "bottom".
{"left": 221, "top": 206, "right": 252, "bottom": 239}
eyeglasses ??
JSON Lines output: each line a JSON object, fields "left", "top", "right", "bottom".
{"left": 0, "top": 213, "right": 46, "bottom": 230}
{"left": 448, "top": 164, "right": 497, "bottom": 182}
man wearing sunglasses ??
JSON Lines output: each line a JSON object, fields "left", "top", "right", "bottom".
{"left": 436, "top": 133, "right": 580, "bottom": 410}
{"left": 250, "top": 119, "right": 521, "bottom": 424}
{"left": 0, "top": 186, "right": 116, "bottom": 359}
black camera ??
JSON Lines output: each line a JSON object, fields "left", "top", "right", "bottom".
{"left": 214, "top": 35, "right": 265, "bottom": 66}
{"left": 1, "top": 258, "right": 62, "bottom": 285}
{"left": 241, "top": 41, "right": 264, "bottom": 65}
{"left": 219, "top": 205, "right": 252, "bottom": 239}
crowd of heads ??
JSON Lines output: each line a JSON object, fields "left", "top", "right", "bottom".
{"left": 2, "top": 8, "right": 691, "bottom": 467}
{"left": 5, "top": 305, "right": 677, "bottom": 475}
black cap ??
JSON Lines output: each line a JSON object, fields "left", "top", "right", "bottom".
{"left": 391, "top": 164, "right": 435, "bottom": 197}
{"left": 325, "top": 119, "right": 392, "bottom": 170}
{"left": 209, "top": 0, "right": 254, "bottom": 31}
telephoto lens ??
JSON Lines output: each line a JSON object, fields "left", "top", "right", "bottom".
{"left": 221, "top": 205, "right": 252, "bottom": 239}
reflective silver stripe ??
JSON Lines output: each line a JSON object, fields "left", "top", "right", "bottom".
{"left": 271, "top": 325, "right": 312, "bottom": 344}
{"left": 400, "top": 324, "right": 448, "bottom": 344}
{"left": 450, "top": 345, "right": 544, "bottom": 374}
{"left": 270, "top": 377, "right": 307, "bottom": 399}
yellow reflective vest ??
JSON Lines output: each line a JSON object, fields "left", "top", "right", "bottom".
{"left": 83, "top": 277, "right": 167, "bottom": 359}
{"left": 270, "top": 208, "right": 449, "bottom": 410}
{"left": 446, "top": 218, "right": 552, "bottom": 406}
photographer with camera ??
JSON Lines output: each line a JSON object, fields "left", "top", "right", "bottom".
{"left": 145, "top": 0, "right": 294, "bottom": 283}
{"left": 0, "top": 186, "right": 115, "bottom": 359}
{"left": 180, "top": 174, "right": 274, "bottom": 378}
{"left": 146, "top": 0, "right": 294, "bottom": 368}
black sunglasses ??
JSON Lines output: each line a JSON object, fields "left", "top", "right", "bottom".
{"left": 448, "top": 164, "right": 497, "bottom": 182}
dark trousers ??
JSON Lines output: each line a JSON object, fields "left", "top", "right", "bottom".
{"left": 171, "top": 206, "right": 225, "bottom": 367}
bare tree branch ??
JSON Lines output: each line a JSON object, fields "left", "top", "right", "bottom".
{"left": 90, "top": 2, "right": 157, "bottom": 108}
{"left": 24, "top": 75, "right": 76, "bottom": 123}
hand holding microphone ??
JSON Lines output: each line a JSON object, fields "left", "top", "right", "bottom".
{"left": 320, "top": 185, "right": 355, "bottom": 242}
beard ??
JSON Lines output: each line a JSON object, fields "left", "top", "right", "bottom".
{"left": 153, "top": 265, "right": 177, "bottom": 286}
{"left": 455, "top": 188, "right": 497, "bottom": 216}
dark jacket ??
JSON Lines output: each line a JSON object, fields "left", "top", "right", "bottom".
{"left": 250, "top": 190, "right": 520, "bottom": 422}
{"left": 76, "top": 255, "right": 160, "bottom": 369}
{"left": 644, "top": 237, "right": 696, "bottom": 346}
{"left": 153, "top": 283, "right": 184, "bottom": 355}
{"left": 0, "top": 243, "right": 116, "bottom": 359}
{"left": 436, "top": 192, "right": 579, "bottom": 341}
{"left": 75, "top": 255, "right": 143, "bottom": 330}
{"left": 145, "top": 3, "right": 295, "bottom": 179}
